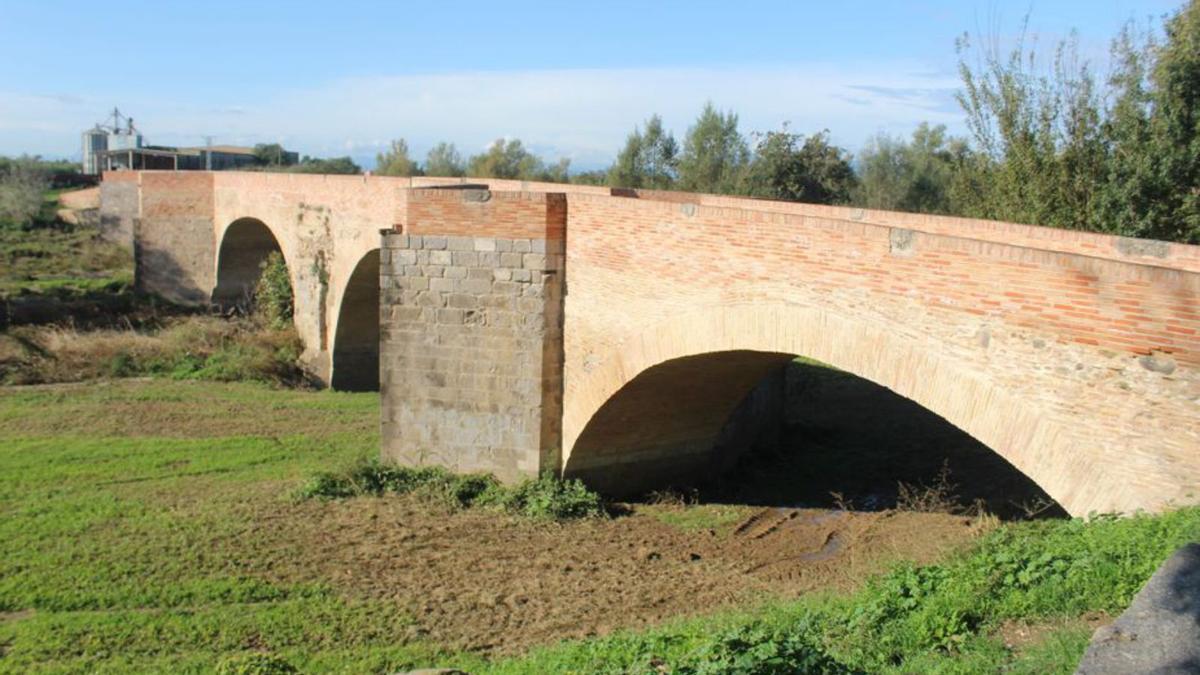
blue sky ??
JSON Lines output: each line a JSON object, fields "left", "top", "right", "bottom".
{"left": 0, "top": 0, "right": 1183, "bottom": 170}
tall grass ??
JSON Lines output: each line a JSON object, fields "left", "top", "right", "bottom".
{"left": 0, "top": 315, "right": 306, "bottom": 386}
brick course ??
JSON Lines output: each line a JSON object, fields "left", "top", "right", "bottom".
{"left": 102, "top": 171, "right": 1200, "bottom": 515}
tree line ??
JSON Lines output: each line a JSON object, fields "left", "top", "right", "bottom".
{"left": 375, "top": 1, "right": 1199, "bottom": 244}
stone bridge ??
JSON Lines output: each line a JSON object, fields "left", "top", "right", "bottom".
{"left": 100, "top": 170, "right": 1200, "bottom": 516}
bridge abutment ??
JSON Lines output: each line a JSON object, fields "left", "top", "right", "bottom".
{"left": 380, "top": 190, "right": 567, "bottom": 481}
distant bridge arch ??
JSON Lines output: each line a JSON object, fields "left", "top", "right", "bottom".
{"left": 213, "top": 217, "right": 292, "bottom": 309}
{"left": 331, "top": 249, "right": 381, "bottom": 391}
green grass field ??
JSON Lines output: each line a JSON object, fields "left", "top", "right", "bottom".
{"left": 2, "top": 379, "right": 1198, "bottom": 674}
{"left": 0, "top": 380, "right": 480, "bottom": 674}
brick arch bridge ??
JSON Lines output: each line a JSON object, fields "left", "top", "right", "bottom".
{"left": 100, "top": 171, "right": 1200, "bottom": 516}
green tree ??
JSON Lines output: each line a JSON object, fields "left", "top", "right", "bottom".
{"left": 292, "top": 156, "right": 361, "bottom": 175}
{"left": 954, "top": 26, "right": 1108, "bottom": 231}
{"left": 608, "top": 114, "right": 678, "bottom": 189}
{"left": 1147, "top": 0, "right": 1200, "bottom": 243}
{"left": 468, "top": 138, "right": 532, "bottom": 179}
{"left": 1099, "top": 2, "right": 1200, "bottom": 243}
{"left": 252, "top": 143, "right": 294, "bottom": 166}
{"left": 467, "top": 139, "right": 569, "bottom": 182}
{"left": 540, "top": 157, "right": 571, "bottom": 183}
{"left": 744, "top": 126, "right": 856, "bottom": 204}
{"left": 424, "top": 142, "right": 465, "bottom": 177}
{"left": 570, "top": 169, "right": 609, "bottom": 186}
{"left": 677, "top": 103, "right": 749, "bottom": 194}
{"left": 855, "top": 123, "right": 968, "bottom": 213}
{"left": 374, "top": 139, "right": 422, "bottom": 176}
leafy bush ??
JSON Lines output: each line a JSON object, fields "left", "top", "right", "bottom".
{"left": 254, "top": 252, "right": 293, "bottom": 330}
{"left": 477, "top": 473, "right": 607, "bottom": 520}
{"left": 676, "top": 623, "right": 846, "bottom": 675}
{"left": 298, "top": 461, "right": 606, "bottom": 521}
{"left": 214, "top": 652, "right": 297, "bottom": 675}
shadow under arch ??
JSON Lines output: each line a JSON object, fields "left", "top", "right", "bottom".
{"left": 213, "top": 217, "right": 290, "bottom": 309}
{"left": 562, "top": 303, "right": 1087, "bottom": 516}
{"left": 331, "top": 249, "right": 380, "bottom": 391}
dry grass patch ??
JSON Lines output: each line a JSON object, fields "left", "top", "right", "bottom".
{"left": 0, "top": 315, "right": 306, "bottom": 386}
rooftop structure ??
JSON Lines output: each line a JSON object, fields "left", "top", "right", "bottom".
{"left": 82, "top": 109, "right": 298, "bottom": 174}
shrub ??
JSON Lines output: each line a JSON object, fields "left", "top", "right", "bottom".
{"left": 298, "top": 460, "right": 606, "bottom": 521}
{"left": 672, "top": 622, "right": 845, "bottom": 675}
{"left": 477, "top": 473, "right": 607, "bottom": 520}
{"left": 254, "top": 252, "right": 293, "bottom": 329}
{"left": 214, "top": 653, "right": 298, "bottom": 675}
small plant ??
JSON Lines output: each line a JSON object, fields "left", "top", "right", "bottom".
{"left": 895, "top": 460, "right": 960, "bottom": 513}
{"left": 299, "top": 461, "right": 606, "bottom": 521}
{"left": 254, "top": 252, "right": 293, "bottom": 329}
{"left": 477, "top": 473, "right": 607, "bottom": 520}
{"left": 214, "top": 652, "right": 297, "bottom": 675}
{"left": 676, "top": 622, "right": 846, "bottom": 675}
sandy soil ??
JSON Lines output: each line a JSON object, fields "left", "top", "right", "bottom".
{"left": 241, "top": 495, "right": 984, "bottom": 654}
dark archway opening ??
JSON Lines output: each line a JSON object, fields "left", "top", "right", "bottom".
{"left": 331, "top": 249, "right": 380, "bottom": 392}
{"left": 213, "top": 218, "right": 287, "bottom": 311}
{"left": 567, "top": 353, "right": 1066, "bottom": 521}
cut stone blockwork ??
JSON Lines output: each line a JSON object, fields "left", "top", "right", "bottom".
{"left": 380, "top": 189, "right": 566, "bottom": 480}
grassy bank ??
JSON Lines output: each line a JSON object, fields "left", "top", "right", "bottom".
{"left": 487, "top": 505, "right": 1200, "bottom": 674}
{"left": 0, "top": 379, "right": 1195, "bottom": 674}
{"left": 0, "top": 316, "right": 306, "bottom": 386}
{"left": 0, "top": 195, "right": 131, "bottom": 306}
{"left": 1, "top": 192, "right": 306, "bottom": 387}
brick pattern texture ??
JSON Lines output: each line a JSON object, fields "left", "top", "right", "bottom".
{"left": 102, "top": 171, "right": 1200, "bottom": 516}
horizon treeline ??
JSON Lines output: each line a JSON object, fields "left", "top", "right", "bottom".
{"left": 374, "top": 1, "right": 1199, "bottom": 244}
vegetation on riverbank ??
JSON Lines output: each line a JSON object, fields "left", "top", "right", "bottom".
{"left": 0, "top": 378, "right": 1195, "bottom": 674}
{"left": 489, "top": 506, "right": 1200, "bottom": 674}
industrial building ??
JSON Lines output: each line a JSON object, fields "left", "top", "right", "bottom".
{"left": 81, "top": 108, "right": 297, "bottom": 174}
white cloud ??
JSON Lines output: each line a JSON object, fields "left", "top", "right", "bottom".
{"left": 0, "top": 63, "right": 963, "bottom": 168}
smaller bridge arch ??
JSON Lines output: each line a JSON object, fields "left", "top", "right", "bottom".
{"left": 331, "top": 249, "right": 381, "bottom": 391}
{"left": 212, "top": 217, "right": 292, "bottom": 310}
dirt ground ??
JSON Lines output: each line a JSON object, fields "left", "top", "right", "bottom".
{"left": 236, "top": 493, "right": 984, "bottom": 655}
{"left": 0, "top": 374, "right": 1046, "bottom": 658}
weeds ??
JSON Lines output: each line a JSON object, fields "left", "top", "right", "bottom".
{"left": 298, "top": 459, "right": 606, "bottom": 520}
{"left": 495, "top": 505, "right": 1200, "bottom": 674}
{"left": 253, "top": 252, "right": 293, "bottom": 329}
{"left": 0, "top": 316, "right": 307, "bottom": 386}
{"left": 894, "top": 460, "right": 960, "bottom": 513}
{"left": 214, "top": 652, "right": 298, "bottom": 675}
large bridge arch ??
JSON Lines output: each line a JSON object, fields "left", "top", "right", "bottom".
{"left": 212, "top": 217, "right": 293, "bottom": 309}
{"left": 330, "top": 249, "right": 381, "bottom": 391}
{"left": 563, "top": 303, "right": 1104, "bottom": 517}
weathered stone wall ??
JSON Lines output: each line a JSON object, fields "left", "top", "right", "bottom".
{"left": 380, "top": 189, "right": 566, "bottom": 480}
{"left": 134, "top": 172, "right": 216, "bottom": 305}
{"left": 98, "top": 173, "right": 138, "bottom": 251}
{"left": 211, "top": 172, "right": 406, "bottom": 384}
